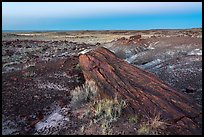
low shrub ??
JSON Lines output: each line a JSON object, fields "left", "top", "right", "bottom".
{"left": 70, "top": 80, "right": 98, "bottom": 108}
{"left": 137, "top": 124, "right": 150, "bottom": 135}
{"left": 93, "top": 96, "right": 126, "bottom": 123}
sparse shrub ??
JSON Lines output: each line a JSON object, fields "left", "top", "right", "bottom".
{"left": 148, "top": 113, "right": 170, "bottom": 135}
{"left": 70, "top": 80, "right": 126, "bottom": 135}
{"left": 149, "top": 113, "right": 165, "bottom": 130}
{"left": 137, "top": 124, "right": 150, "bottom": 135}
{"left": 70, "top": 80, "right": 98, "bottom": 108}
{"left": 75, "top": 63, "right": 81, "bottom": 70}
{"left": 137, "top": 113, "right": 168, "bottom": 135}
{"left": 128, "top": 115, "right": 138, "bottom": 123}
{"left": 93, "top": 96, "right": 126, "bottom": 123}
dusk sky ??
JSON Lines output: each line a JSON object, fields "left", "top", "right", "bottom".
{"left": 2, "top": 2, "right": 202, "bottom": 30}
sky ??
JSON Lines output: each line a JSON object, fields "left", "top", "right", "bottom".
{"left": 2, "top": 2, "right": 202, "bottom": 30}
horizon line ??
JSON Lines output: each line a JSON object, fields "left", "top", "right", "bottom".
{"left": 2, "top": 27, "right": 202, "bottom": 32}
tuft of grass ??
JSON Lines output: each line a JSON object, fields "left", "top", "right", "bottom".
{"left": 70, "top": 80, "right": 127, "bottom": 135}
{"left": 75, "top": 63, "right": 81, "bottom": 70}
{"left": 128, "top": 115, "right": 138, "bottom": 123}
{"left": 137, "top": 113, "right": 168, "bottom": 135}
{"left": 149, "top": 113, "right": 165, "bottom": 130}
{"left": 137, "top": 124, "right": 150, "bottom": 135}
{"left": 93, "top": 95, "right": 126, "bottom": 123}
{"left": 70, "top": 80, "right": 98, "bottom": 108}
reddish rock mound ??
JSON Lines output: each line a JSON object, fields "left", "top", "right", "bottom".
{"left": 79, "top": 47, "right": 202, "bottom": 135}
{"left": 114, "top": 35, "right": 143, "bottom": 45}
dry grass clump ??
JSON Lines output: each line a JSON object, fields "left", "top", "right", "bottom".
{"left": 70, "top": 80, "right": 126, "bottom": 121}
{"left": 75, "top": 63, "right": 81, "bottom": 70}
{"left": 92, "top": 96, "right": 126, "bottom": 123}
{"left": 70, "top": 80, "right": 98, "bottom": 108}
{"left": 128, "top": 115, "right": 138, "bottom": 123}
{"left": 70, "top": 81, "right": 127, "bottom": 135}
{"left": 137, "top": 112, "right": 169, "bottom": 135}
{"left": 149, "top": 112, "right": 166, "bottom": 130}
{"left": 137, "top": 124, "right": 150, "bottom": 135}
{"left": 91, "top": 96, "right": 126, "bottom": 135}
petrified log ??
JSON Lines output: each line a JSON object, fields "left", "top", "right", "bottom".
{"left": 79, "top": 47, "right": 202, "bottom": 135}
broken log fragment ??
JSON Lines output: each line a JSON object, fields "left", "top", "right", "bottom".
{"left": 79, "top": 47, "right": 202, "bottom": 135}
